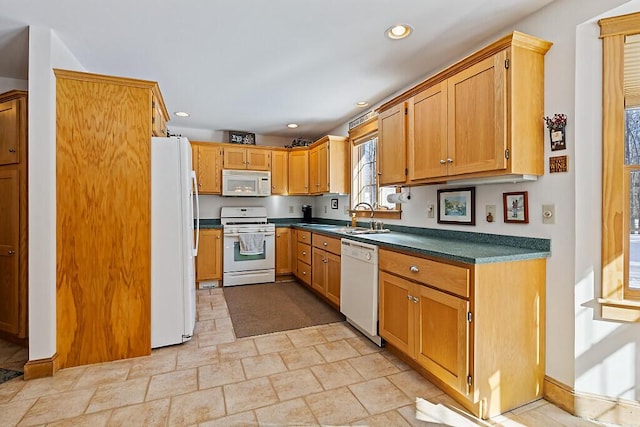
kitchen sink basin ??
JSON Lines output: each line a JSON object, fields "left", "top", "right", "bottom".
{"left": 344, "top": 227, "right": 391, "bottom": 235}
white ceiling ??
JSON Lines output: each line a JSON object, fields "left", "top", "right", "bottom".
{"left": 0, "top": 0, "right": 555, "bottom": 140}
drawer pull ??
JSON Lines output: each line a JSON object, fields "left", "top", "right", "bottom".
{"left": 323, "top": 258, "right": 328, "bottom": 263}
{"left": 302, "top": 271, "right": 306, "bottom": 275}
{"left": 302, "top": 251, "right": 307, "bottom": 255}
{"left": 323, "top": 242, "right": 328, "bottom": 246}
{"left": 407, "top": 295, "right": 412, "bottom": 301}
{"left": 410, "top": 266, "right": 419, "bottom": 273}
{"left": 412, "top": 296, "right": 419, "bottom": 303}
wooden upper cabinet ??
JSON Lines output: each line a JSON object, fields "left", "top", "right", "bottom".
{"left": 223, "top": 146, "right": 271, "bottom": 170}
{"left": 447, "top": 51, "right": 507, "bottom": 176}
{"left": 0, "top": 98, "right": 22, "bottom": 165}
{"left": 192, "top": 143, "right": 222, "bottom": 194}
{"left": 378, "top": 103, "right": 407, "bottom": 186}
{"left": 408, "top": 82, "right": 448, "bottom": 181}
{"left": 309, "top": 135, "right": 348, "bottom": 195}
{"left": 271, "top": 150, "right": 289, "bottom": 195}
{"left": 288, "top": 148, "right": 309, "bottom": 194}
{"left": 378, "top": 32, "right": 551, "bottom": 184}
{"left": 151, "top": 93, "right": 169, "bottom": 137}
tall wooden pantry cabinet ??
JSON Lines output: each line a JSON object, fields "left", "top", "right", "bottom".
{"left": 55, "top": 69, "right": 169, "bottom": 368}
{"left": 0, "top": 90, "right": 28, "bottom": 342}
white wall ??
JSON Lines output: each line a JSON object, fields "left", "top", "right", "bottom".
{"left": 28, "top": 27, "right": 85, "bottom": 360}
{"left": 0, "top": 76, "right": 28, "bottom": 92}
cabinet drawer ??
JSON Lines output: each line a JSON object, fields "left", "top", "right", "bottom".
{"left": 297, "top": 260, "right": 311, "bottom": 285}
{"left": 312, "top": 233, "right": 341, "bottom": 255}
{"left": 297, "top": 230, "right": 311, "bottom": 243}
{"left": 379, "top": 249, "right": 469, "bottom": 298}
{"left": 297, "top": 241, "right": 311, "bottom": 264}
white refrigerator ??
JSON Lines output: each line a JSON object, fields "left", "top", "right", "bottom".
{"left": 151, "top": 136, "right": 200, "bottom": 348}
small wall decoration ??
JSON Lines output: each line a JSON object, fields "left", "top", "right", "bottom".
{"left": 503, "top": 191, "right": 529, "bottom": 223}
{"left": 331, "top": 198, "right": 338, "bottom": 209}
{"left": 228, "top": 130, "right": 256, "bottom": 145}
{"left": 549, "top": 155, "right": 568, "bottom": 173}
{"left": 544, "top": 113, "right": 567, "bottom": 151}
{"left": 437, "top": 187, "right": 475, "bottom": 225}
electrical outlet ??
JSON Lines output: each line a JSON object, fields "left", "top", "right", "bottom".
{"left": 288, "top": 205, "right": 294, "bottom": 214}
{"left": 427, "top": 203, "right": 435, "bottom": 218}
{"left": 485, "top": 205, "right": 496, "bottom": 222}
{"left": 324, "top": 205, "right": 327, "bottom": 214}
{"left": 542, "top": 204, "right": 555, "bottom": 224}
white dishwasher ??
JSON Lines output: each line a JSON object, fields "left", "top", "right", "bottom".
{"left": 340, "top": 238, "right": 383, "bottom": 346}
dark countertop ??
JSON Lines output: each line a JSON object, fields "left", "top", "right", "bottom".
{"left": 199, "top": 217, "right": 551, "bottom": 264}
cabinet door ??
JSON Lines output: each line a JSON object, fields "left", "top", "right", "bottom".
{"left": 151, "top": 95, "right": 167, "bottom": 137}
{"left": 275, "top": 227, "right": 293, "bottom": 275}
{"left": 311, "top": 247, "right": 327, "bottom": 295}
{"left": 415, "top": 285, "right": 470, "bottom": 396}
{"left": 288, "top": 149, "right": 309, "bottom": 194}
{"left": 0, "top": 169, "right": 19, "bottom": 334}
{"left": 247, "top": 148, "right": 271, "bottom": 171}
{"left": 325, "top": 251, "right": 341, "bottom": 306}
{"left": 317, "top": 143, "right": 329, "bottom": 193}
{"left": 408, "top": 82, "right": 448, "bottom": 180}
{"left": 0, "top": 99, "right": 19, "bottom": 165}
{"left": 309, "top": 145, "right": 320, "bottom": 194}
{"left": 379, "top": 271, "right": 414, "bottom": 356}
{"left": 194, "top": 144, "right": 222, "bottom": 194}
{"left": 195, "top": 229, "right": 222, "bottom": 281}
{"left": 447, "top": 51, "right": 507, "bottom": 176}
{"left": 378, "top": 103, "right": 407, "bottom": 186}
{"left": 223, "top": 147, "right": 248, "bottom": 169}
{"left": 271, "top": 150, "right": 289, "bottom": 195}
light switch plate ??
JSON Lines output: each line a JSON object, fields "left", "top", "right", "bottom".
{"left": 542, "top": 204, "right": 555, "bottom": 224}
{"left": 427, "top": 203, "right": 435, "bottom": 218}
{"left": 486, "top": 205, "right": 496, "bottom": 222}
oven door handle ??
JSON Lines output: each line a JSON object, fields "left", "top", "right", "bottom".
{"left": 224, "top": 232, "right": 275, "bottom": 238}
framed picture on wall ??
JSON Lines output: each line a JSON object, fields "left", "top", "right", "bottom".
{"left": 503, "top": 191, "right": 529, "bottom": 223}
{"left": 437, "top": 187, "right": 475, "bottom": 225}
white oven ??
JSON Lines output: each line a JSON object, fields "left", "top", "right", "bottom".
{"left": 222, "top": 169, "right": 271, "bottom": 197}
{"left": 221, "top": 207, "right": 275, "bottom": 286}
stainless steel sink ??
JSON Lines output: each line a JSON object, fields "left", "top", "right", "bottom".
{"left": 344, "top": 227, "right": 391, "bottom": 235}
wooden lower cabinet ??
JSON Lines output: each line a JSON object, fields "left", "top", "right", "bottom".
{"left": 275, "top": 227, "right": 293, "bottom": 275}
{"left": 379, "top": 248, "right": 545, "bottom": 419}
{"left": 310, "top": 233, "right": 341, "bottom": 307}
{"left": 294, "top": 230, "right": 312, "bottom": 286}
{"left": 195, "top": 228, "right": 222, "bottom": 282}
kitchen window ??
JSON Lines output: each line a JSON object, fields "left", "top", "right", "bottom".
{"left": 599, "top": 12, "right": 640, "bottom": 321}
{"left": 348, "top": 117, "right": 401, "bottom": 219}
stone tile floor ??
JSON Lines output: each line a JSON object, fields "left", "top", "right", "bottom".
{"left": 0, "top": 287, "right": 622, "bottom": 426}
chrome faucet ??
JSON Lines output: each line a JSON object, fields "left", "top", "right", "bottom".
{"left": 354, "top": 202, "right": 375, "bottom": 229}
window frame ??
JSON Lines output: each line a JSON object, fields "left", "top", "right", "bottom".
{"left": 348, "top": 117, "right": 401, "bottom": 219}
{"left": 599, "top": 12, "right": 640, "bottom": 321}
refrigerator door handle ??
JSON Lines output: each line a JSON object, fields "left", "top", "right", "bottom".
{"left": 192, "top": 170, "right": 200, "bottom": 256}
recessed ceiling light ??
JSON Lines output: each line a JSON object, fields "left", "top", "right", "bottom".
{"left": 385, "top": 24, "right": 413, "bottom": 40}
{"left": 174, "top": 111, "right": 190, "bottom": 117}
{"left": 356, "top": 101, "right": 369, "bottom": 108}
{"left": 287, "top": 123, "right": 299, "bottom": 129}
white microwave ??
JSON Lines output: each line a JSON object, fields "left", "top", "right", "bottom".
{"left": 222, "top": 169, "right": 271, "bottom": 196}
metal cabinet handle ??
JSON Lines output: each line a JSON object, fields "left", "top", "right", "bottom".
{"left": 8, "top": 148, "right": 15, "bottom": 153}
{"left": 302, "top": 271, "right": 306, "bottom": 275}
{"left": 302, "top": 251, "right": 307, "bottom": 255}
{"left": 410, "top": 265, "right": 419, "bottom": 273}
{"left": 447, "top": 158, "right": 453, "bottom": 163}
{"left": 8, "top": 250, "right": 15, "bottom": 255}
{"left": 439, "top": 159, "right": 446, "bottom": 164}
{"left": 323, "top": 258, "right": 328, "bottom": 263}
{"left": 412, "top": 296, "right": 419, "bottom": 303}
{"left": 323, "top": 242, "right": 328, "bottom": 246}
{"left": 407, "top": 295, "right": 412, "bottom": 301}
